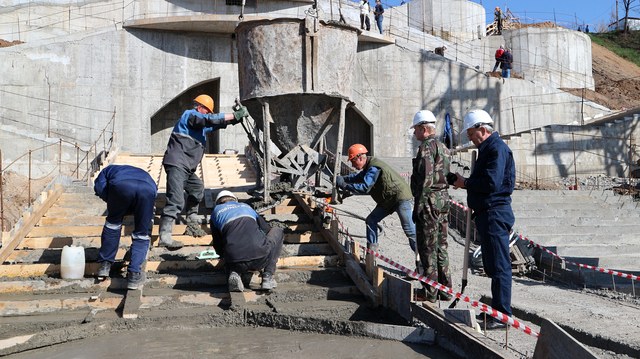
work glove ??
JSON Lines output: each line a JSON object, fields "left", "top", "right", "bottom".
{"left": 336, "top": 176, "right": 346, "bottom": 189}
{"left": 233, "top": 106, "right": 249, "bottom": 121}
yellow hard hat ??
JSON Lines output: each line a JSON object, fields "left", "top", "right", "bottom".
{"left": 194, "top": 94, "right": 214, "bottom": 113}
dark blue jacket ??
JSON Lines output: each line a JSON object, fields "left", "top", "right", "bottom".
{"left": 210, "top": 201, "right": 271, "bottom": 263}
{"left": 94, "top": 164, "right": 157, "bottom": 202}
{"left": 466, "top": 132, "right": 515, "bottom": 213}
{"left": 500, "top": 51, "right": 513, "bottom": 70}
{"left": 162, "top": 109, "right": 227, "bottom": 171}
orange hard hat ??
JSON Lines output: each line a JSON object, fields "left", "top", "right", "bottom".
{"left": 347, "top": 144, "right": 368, "bottom": 161}
{"left": 194, "top": 94, "right": 214, "bottom": 113}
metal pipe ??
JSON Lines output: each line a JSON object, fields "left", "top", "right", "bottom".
{"left": 28, "top": 150, "right": 32, "bottom": 205}
{"left": 0, "top": 149, "right": 4, "bottom": 234}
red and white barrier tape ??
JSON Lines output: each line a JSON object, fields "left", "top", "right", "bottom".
{"left": 330, "top": 212, "right": 540, "bottom": 338}
{"left": 518, "top": 234, "right": 639, "bottom": 281}
{"left": 448, "top": 199, "right": 639, "bottom": 282}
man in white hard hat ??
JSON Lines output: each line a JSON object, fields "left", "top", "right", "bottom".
{"left": 450, "top": 109, "right": 515, "bottom": 329}
{"left": 158, "top": 95, "right": 249, "bottom": 250}
{"left": 209, "top": 190, "right": 284, "bottom": 292}
{"left": 410, "top": 110, "right": 453, "bottom": 303}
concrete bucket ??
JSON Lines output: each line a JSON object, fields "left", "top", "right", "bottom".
{"left": 235, "top": 18, "right": 358, "bottom": 154}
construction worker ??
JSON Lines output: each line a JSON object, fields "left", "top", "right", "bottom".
{"left": 336, "top": 144, "right": 417, "bottom": 252}
{"left": 492, "top": 45, "right": 505, "bottom": 72}
{"left": 450, "top": 109, "right": 515, "bottom": 329}
{"left": 410, "top": 110, "right": 453, "bottom": 302}
{"left": 494, "top": 6, "right": 503, "bottom": 35}
{"left": 94, "top": 164, "right": 157, "bottom": 290}
{"left": 159, "top": 95, "right": 248, "bottom": 249}
{"left": 209, "top": 190, "right": 284, "bottom": 292}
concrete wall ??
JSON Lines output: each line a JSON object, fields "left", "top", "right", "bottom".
{"left": 0, "top": 0, "right": 612, "bottom": 167}
{"left": 407, "top": 0, "right": 485, "bottom": 42}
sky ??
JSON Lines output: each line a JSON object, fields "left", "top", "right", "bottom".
{"left": 381, "top": 0, "right": 636, "bottom": 32}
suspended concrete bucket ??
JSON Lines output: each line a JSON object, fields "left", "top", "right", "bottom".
{"left": 235, "top": 18, "right": 359, "bottom": 154}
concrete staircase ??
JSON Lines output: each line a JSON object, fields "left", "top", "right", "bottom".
{"left": 0, "top": 154, "right": 349, "bottom": 318}
{"left": 450, "top": 188, "right": 640, "bottom": 274}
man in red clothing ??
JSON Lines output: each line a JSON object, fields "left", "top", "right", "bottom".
{"left": 492, "top": 45, "right": 504, "bottom": 72}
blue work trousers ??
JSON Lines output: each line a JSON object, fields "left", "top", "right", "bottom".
{"left": 162, "top": 164, "right": 204, "bottom": 220}
{"left": 375, "top": 15, "right": 383, "bottom": 34}
{"left": 474, "top": 206, "right": 515, "bottom": 317}
{"left": 99, "top": 179, "right": 156, "bottom": 273}
{"left": 366, "top": 199, "right": 417, "bottom": 251}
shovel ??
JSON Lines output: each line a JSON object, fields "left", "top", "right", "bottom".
{"left": 449, "top": 151, "right": 476, "bottom": 309}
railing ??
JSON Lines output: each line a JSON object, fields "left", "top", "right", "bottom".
{"left": 450, "top": 124, "right": 640, "bottom": 192}
{"left": 0, "top": 111, "right": 116, "bottom": 233}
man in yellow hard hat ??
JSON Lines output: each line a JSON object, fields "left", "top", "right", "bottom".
{"left": 158, "top": 94, "right": 249, "bottom": 249}
{"left": 336, "top": 144, "right": 416, "bottom": 253}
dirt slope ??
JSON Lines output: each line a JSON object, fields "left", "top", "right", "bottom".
{"left": 564, "top": 42, "right": 640, "bottom": 110}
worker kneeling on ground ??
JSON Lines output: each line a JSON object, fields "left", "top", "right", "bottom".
{"left": 209, "top": 190, "right": 284, "bottom": 292}
{"left": 336, "top": 144, "right": 417, "bottom": 253}
{"left": 94, "top": 164, "right": 157, "bottom": 290}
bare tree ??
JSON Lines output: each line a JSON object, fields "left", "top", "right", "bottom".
{"left": 621, "top": 0, "right": 637, "bottom": 33}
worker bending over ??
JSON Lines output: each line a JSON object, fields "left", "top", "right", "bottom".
{"left": 336, "top": 144, "right": 417, "bottom": 252}
{"left": 209, "top": 190, "right": 284, "bottom": 292}
{"left": 94, "top": 164, "right": 157, "bottom": 290}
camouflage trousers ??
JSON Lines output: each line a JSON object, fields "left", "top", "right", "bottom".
{"left": 415, "top": 198, "right": 452, "bottom": 301}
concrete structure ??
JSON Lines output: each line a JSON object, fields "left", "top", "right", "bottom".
{"left": 0, "top": 0, "right": 610, "bottom": 169}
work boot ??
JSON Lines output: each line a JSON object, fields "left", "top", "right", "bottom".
{"left": 366, "top": 242, "right": 379, "bottom": 253}
{"left": 158, "top": 216, "right": 183, "bottom": 249}
{"left": 228, "top": 271, "right": 244, "bottom": 292}
{"left": 261, "top": 273, "right": 277, "bottom": 290}
{"left": 97, "top": 261, "right": 111, "bottom": 278}
{"left": 485, "top": 319, "right": 507, "bottom": 330}
{"left": 127, "top": 271, "right": 145, "bottom": 290}
{"left": 438, "top": 290, "right": 453, "bottom": 301}
{"left": 184, "top": 213, "right": 207, "bottom": 237}
{"left": 241, "top": 272, "right": 254, "bottom": 288}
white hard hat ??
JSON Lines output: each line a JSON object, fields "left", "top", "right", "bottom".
{"left": 462, "top": 109, "right": 494, "bottom": 132}
{"left": 215, "top": 190, "right": 237, "bottom": 203}
{"left": 411, "top": 110, "right": 437, "bottom": 129}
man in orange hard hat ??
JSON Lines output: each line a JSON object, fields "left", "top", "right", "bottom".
{"left": 158, "top": 94, "right": 249, "bottom": 249}
{"left": 336, "top": 144, "right": 417, "bottom": 253}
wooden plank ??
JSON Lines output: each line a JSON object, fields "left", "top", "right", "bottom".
{"left": 0, "top": 296, "right": 123, "bottom": 316}
{"left": 271, "top": 205, "right": 304, "bottom": 215}
{"left": 19, "top": 232, "right": 324, "bottom": 249}
{"left": 292, "top": 193, "right": 378, "bottom": 306}
{"left": 27, "top": 224, "right": 210, "bottom": 238}
{"left": 122, "top": 289, "right": 142, "bottom": 319}
{"left": 410, "top": 303, "right": 508, "bottom": 359}
{"left": 384, "top": 273, "right": 412, "bottom": 321}
{"left": 533, "top": 317, "right": 598, "bottom": 359}
{"left": 0, "top": 185, "right": 64, "bottom": 264}
{"left": 0, "top": 255, "right": 338, "bottom": 277}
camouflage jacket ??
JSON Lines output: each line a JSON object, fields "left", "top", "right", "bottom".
{"left": 411, "top": 134, "right": 450, "bottom": 211}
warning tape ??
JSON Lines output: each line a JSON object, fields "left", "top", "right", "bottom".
{"left": 518, "top": 234, "right": 639, "bottom": 281}
{"left": 448, "top": 199, "right": 639, "bottom": 282}
{"left": 326, "top": 208, "right": 540, "bottom": 338}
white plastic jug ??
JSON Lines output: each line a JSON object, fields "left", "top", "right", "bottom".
{"left": 60, "top": 245, "right": 86, "bottom": 279}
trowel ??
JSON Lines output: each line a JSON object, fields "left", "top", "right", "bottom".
{"left": 196, "top": 249, "right": 220, "bottom": 260}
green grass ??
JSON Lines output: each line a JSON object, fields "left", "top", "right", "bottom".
{"left": 589, "top": 31, "right": 640, "bottom": 68}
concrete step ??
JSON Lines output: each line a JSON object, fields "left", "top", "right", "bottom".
{"left": 516, "top": 223, "right": 640, "bottom": 236}
{"left": 513, "top": 215, "right": 640, "bottom": 227}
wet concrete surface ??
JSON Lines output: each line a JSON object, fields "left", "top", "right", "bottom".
{"left": 5, "top": 327, "right": 452, "bottom": 359}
